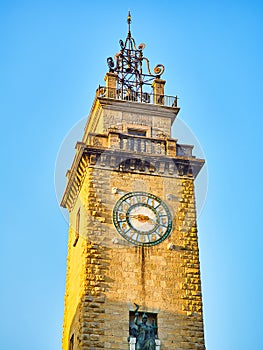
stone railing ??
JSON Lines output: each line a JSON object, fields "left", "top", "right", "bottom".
{"left": 119, "top": 134, "right": 166, "bottom": 155}
{"left": 96, "top": 86, "right": 178, "bottom": 108}
{"left": 86, "top": 132, "right": 194, "bottom": 158}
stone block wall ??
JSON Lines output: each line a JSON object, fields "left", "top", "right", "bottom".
{"left": 62, "top": 165, "right": 205, "bottom": 349}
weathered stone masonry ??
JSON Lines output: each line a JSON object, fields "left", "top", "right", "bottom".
{"left": 61, "top": 26, "right": 206, "bottom": 348}
{"left": 62, "top": 146, "right": 205, "bottom": 349}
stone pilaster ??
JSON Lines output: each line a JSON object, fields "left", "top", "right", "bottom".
{"left": 104, "top": 72, "right": 118, "bottom": 99}
{"left": 152, "top": 78, "right": 166, "bottom": 105}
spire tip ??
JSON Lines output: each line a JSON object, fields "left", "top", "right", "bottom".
{"left": 127, "top": 10, "right": 131, "bottom": 24}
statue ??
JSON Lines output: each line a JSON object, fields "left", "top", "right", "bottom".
{"left": 130, "top": 304, "right": 157, "bottom": 350}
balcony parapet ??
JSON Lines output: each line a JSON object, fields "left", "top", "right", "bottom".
{"left": 96, "top": 86, "right": 178, "bottom": 108}
{"left": 61, "top": 135, "right": 203, "bottom": 210}
{"left": 86, "top": 131, "right": 194, "bottom": 158}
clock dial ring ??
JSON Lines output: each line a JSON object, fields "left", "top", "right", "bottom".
{"left": 113, "top": 192, "right": 172, "bottom": 246}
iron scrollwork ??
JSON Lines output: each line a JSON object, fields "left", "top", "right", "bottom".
{"left": 106, "top": 11, "right": 165, "bottom": 103}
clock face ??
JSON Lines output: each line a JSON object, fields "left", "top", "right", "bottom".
{"left": 112, "top": 192, "right": 172, "bottom": 246}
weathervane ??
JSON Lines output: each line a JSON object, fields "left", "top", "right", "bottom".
{"left": 106, "top": 11, "right": 165, "bottom": 102}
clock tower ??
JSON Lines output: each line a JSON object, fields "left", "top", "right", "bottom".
{"left": 61, "top": 13, "right": 206, "bottom": 350}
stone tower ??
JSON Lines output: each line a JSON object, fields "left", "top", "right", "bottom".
{"left": 61, "top": 13, "right": 206, "bottom": 350}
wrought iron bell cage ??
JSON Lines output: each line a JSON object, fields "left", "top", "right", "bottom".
{"left": 106, "top": 11, "right": 166, "bottom": 103}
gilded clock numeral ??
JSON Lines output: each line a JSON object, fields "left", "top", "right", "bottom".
{"left": 142, "top": 196, "right": 147, "bottom": 204}
{"left": 161, "top": 217, "right": 168, "bottom": 225}
{"left": 118, "top": 213, "right": 126, "bottom": 221}
{"left": 136, "top": 195, "right": 143, "bottom": 203}
{"left": 151, "top": 234, "right": 157, "bottom": 241}
{"left": 121, "top": 222, "right": 130, "bottom": 232}
{"left": 156, "top": 207, "right": 165, "bottom": 216}
{"left": 148, "top": 198, "right": 152, "bottom": 205}
{"left": 157, "top": 226, "right": 163, "bottom": 234}
{"left": 129, "top": 197, "right": 135, "bottom": 205}
{"left": 139, "top": 234, "right": 145, "bottom": 243}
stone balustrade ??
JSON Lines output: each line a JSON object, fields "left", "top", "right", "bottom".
{"left": 86, "top": 132, "right": 194, "bottom": 158}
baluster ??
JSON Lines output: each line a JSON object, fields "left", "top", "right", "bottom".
{"left": 141, "top": 139, "right": 146, "bottom": 153}
{"left": 137, "top": 139, "right": 141, "bottom": 152}
{"left": 152, "top": 141, "right": 157, "bottom": 154}
{"left": 156, "top": 142, "right": 161, "bottom": 154}
{"left": 134, "top": 139, "right": 138, "bottom": 152}
{"left": 128, "top": 138, "right": 134, "bottom": 151}
{"left": 122, "top": 138, "right": 127, "bottom": 151}
{"left": 161, "top": 141, "right": 165, "bottom": 155}
{"left": 146, "top": 140, "right": 151, "bottom": 153}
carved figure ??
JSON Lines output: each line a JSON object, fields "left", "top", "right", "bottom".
{"left": 132, "top": 304, "right": 157, "bottom": 350}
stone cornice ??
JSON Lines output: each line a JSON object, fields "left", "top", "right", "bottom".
{"left": 60, "top": 142, "right": 87, "bottom": 209}
{"left": 61, "top": 143, "right": 204, "bottom": 211}
{"left": 97, "top": 97, "right": 180, "bottom": 121}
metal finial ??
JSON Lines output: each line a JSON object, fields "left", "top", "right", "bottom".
{"left": 127, "top": 10, "right": 131, "bottom": 24}
{"left": 127, "top": 11, "right": 131, "bottom": 37}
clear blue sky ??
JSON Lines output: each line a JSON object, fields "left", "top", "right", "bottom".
{"left": 1, "top": 1, "right": 263, "bottom": 349}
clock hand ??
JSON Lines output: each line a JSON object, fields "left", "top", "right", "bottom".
{"left": 146, "top": 217, "right": 157, "bottom": 225}
{"left": 145, "top": 218, "right": 168, "bottom": 227}
{"left": 129, "top": 214, "right": 160, "bottom": 226}
{"left": 129, "top": 214, "right": 168, "bottom": 228}
{"left": 129, "top": 214, "right": 150, "bottom": 223}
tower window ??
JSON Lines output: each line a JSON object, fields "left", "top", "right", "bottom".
{"left": 73, "top": 209, "right": 80, "bottom": 247}
{"left": 128, "top": 129, "right": 146, "bottom": 137}
{"left": 69, "top": 334, "right": 74, "bottom": 350}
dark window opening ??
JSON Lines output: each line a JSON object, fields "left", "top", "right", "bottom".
{"left": 69, "top": 334, "right": 74, "bottom": 350}
{"left": 73, "top": 209, "right": 80, "bottom": 247}
{"left": 128, "top": 129, "right": 147, "bottom": 137}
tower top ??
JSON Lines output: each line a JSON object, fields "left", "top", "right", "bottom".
{"left": 105, "top": 12, "right": 167, "bottom": 103}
